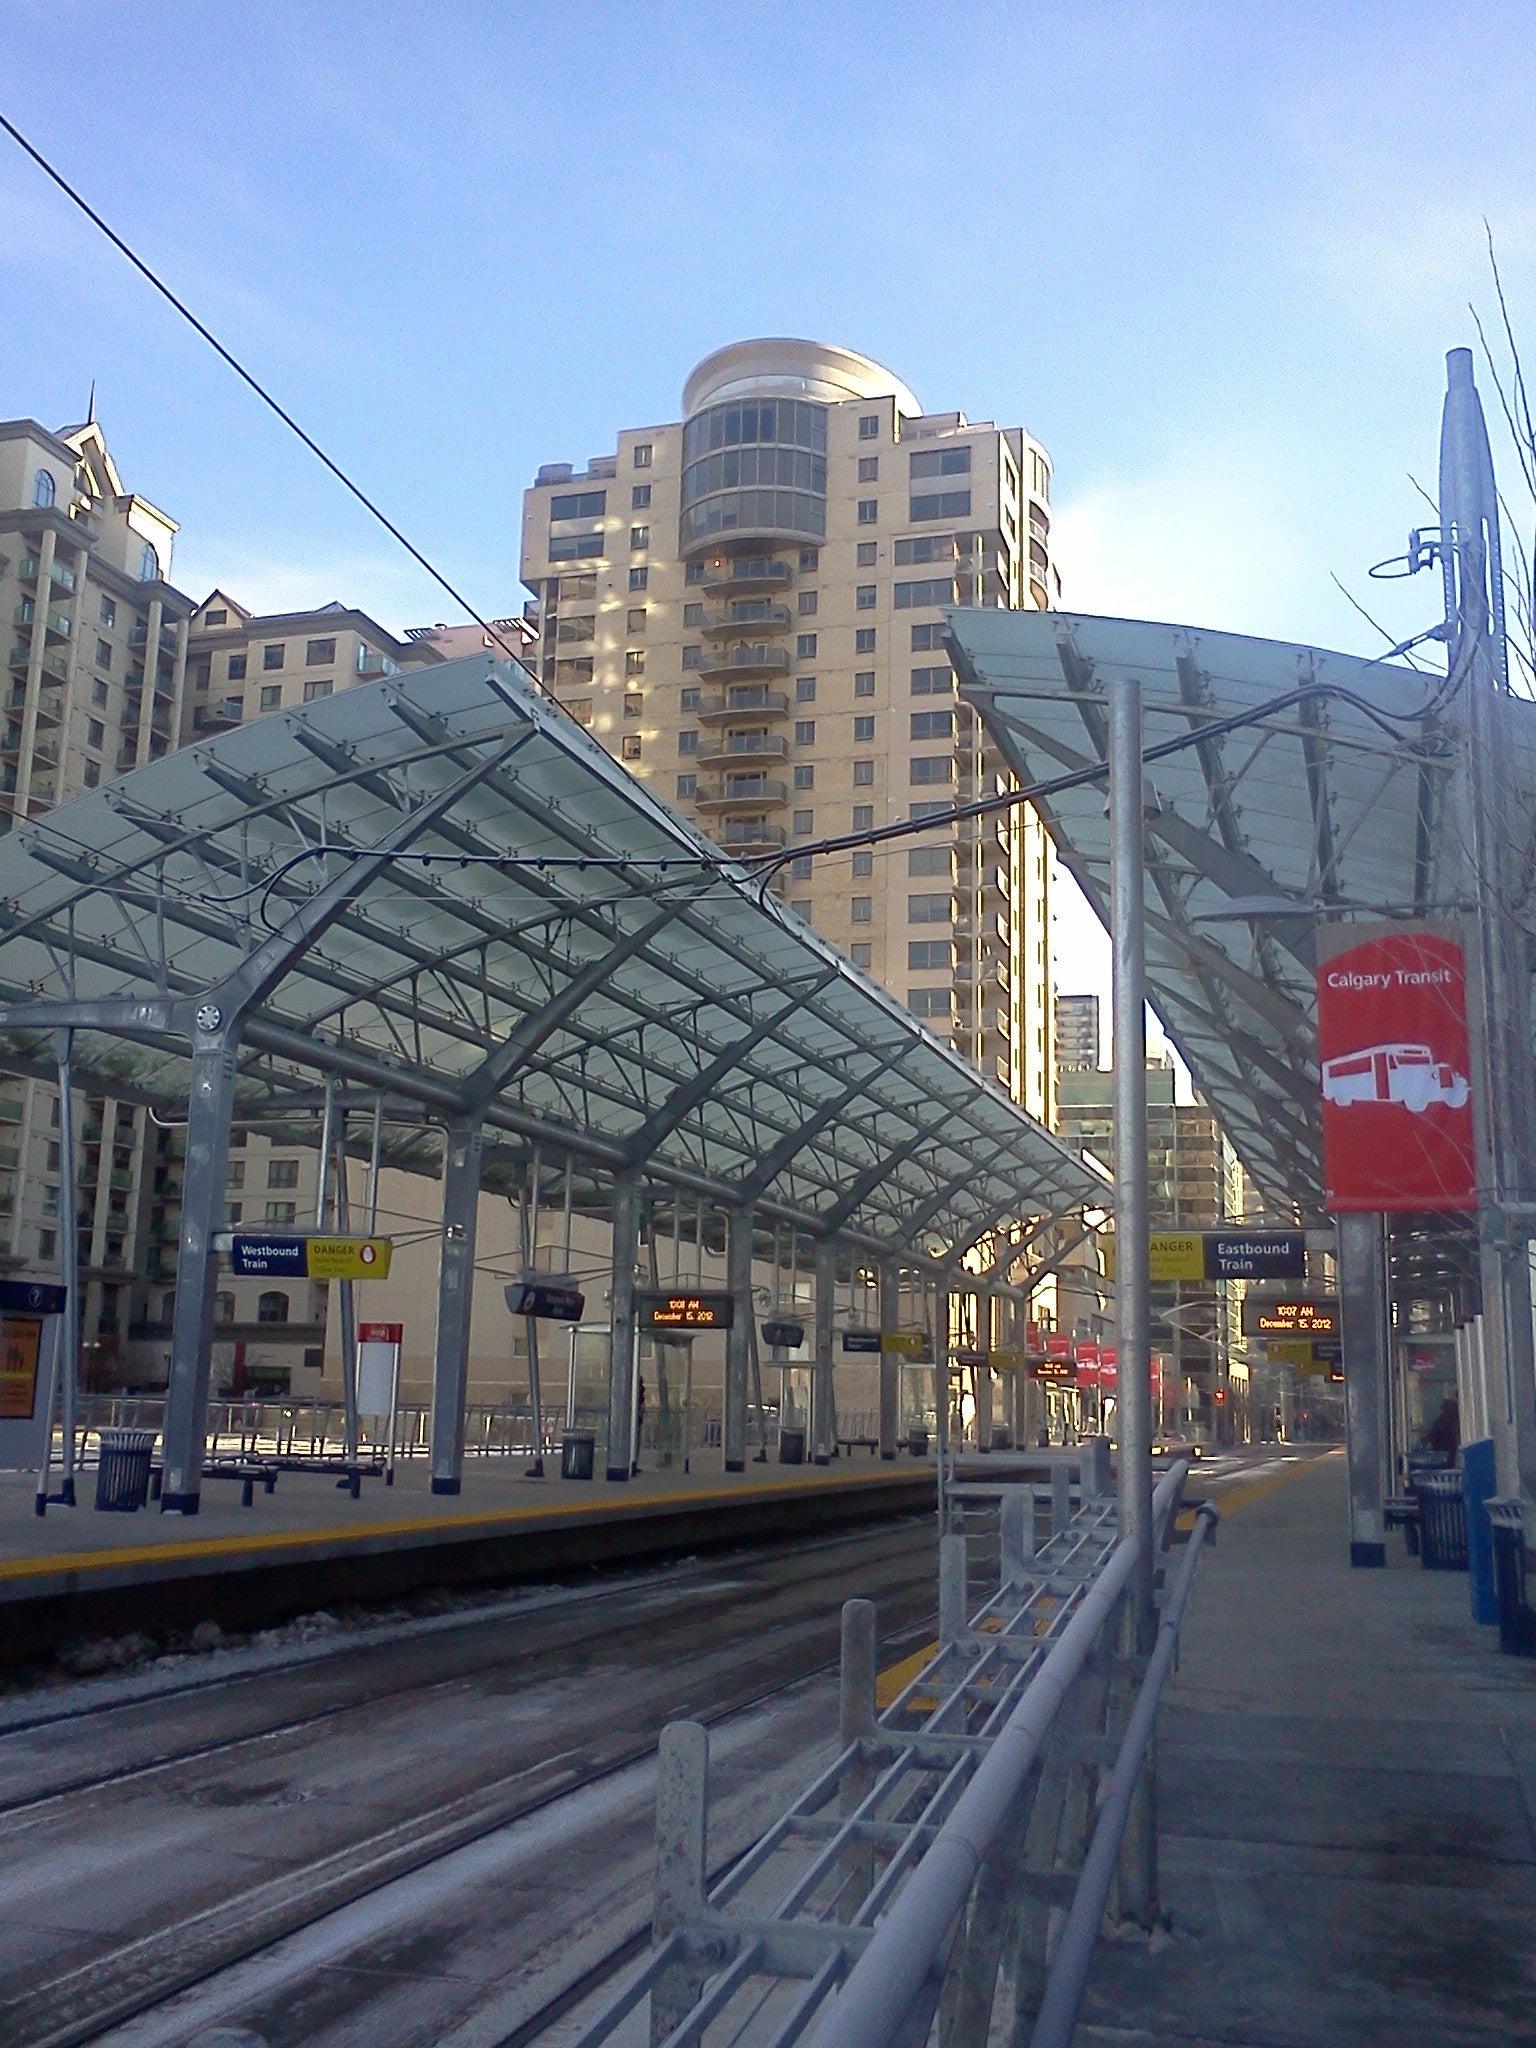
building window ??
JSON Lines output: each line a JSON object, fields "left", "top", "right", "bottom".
{"left": 99, "top": 595, "right": 116, "bottom": 627}
{"left": 799, "top": 548, "right": 819, "bottom": 572}
{"left": 909, "top": 987, "right": 954, "bottom": 1018}
{"left": 909, "top": 938, "right": 953, "bottom": 968}
{"left": 268, "top": 1158, "right": 300, "bottom": 1188}
{"left": 853, "top": 715, "right": 875, "bottom": 742}
{"left": 305, "top": 637, "right": 336, "bottom": 665}
{"left": 856, "top": 627, "right": 876, "bottom": 653}
{"left": 908, "top": 846, "right": 951, "bottom": 876}
{"left": 911, "top": 622, "right": 945, "bottom": 650}
{"left": 228, "top": 653, "right": 247, "bottom": 679}
{"left": 626, "top": 649, "right": 646, "bottom": 676}
{"left": 627, "top": 606, "right": 648, "bottom": 631}
{"left": 793, "top": 809, "right": 813, "bottom": 834}
{"left": 678, "top": 729, "right": 698, "bottom": 754}
{"left": 629, "top": 566, "right": 649, "bottom": 591}
{"left": 910, "top": 446, "right": 972, "bottom": 478}
{"left": 262, "top": 643, "right": 285, "bottom": 670}
{"left": 624, "top": 691, "right": 644, "bottom": 717}
{"left": 910, "top": 799, "right": 951, "bottom": 819}
{"left": 676, "top": 773, "right": 697, "bottom": 798}
{"left": 552, "top": 489, "right": 606, "bottom": 520}
{"left": 86, "top": 717, "right": 104, "bottom": 748}
{"left": 852, "top": 851, "right": 873, "bottom": 877}
{"left": 851, "top": 941, "right": 872, "bottom": 968}
{"left": 796, "top": 633, "right": 817, "bottom": 660}
{"left": 685, "top": 559, "right": 705, "bottom": 583}
{"left": 139, "top": 542, "right": 159, "bottom": 581}
{"left": 857, "top": 499, "right": 878, "bottom": 525}
{"left": 796, "top": 677, "right": 817, "bottom": 702}
{"left": 856, "top": 585, "right": 876, "bottom": 610}
{"left": 633, "top": 442, "right": 653, "bottom": 468}
{"left": 858, "top": 414, "right": 880, "bottom": 440}
{"left": 852, "top": 805, "right": 874, "bottom": 830}
{"left": 794, "top": 718, "right": 816, "bottom": 744}
{"left": 683, "top": 602, "right": 704, "bottom": 626}
{"left": 908, "top": 892, "right": 952, "bottom": 922}
{"left": 680, "top": 686, "right": 700, "bottom": 710}
{"left": 854, "top": 671, "right": 875, "bottom": 698}
{"left": 910, "top": 755, "right": 954, "bottom": 784}
{"left": 204, "top": 607, "right": 228, "bottom": 627}
{"left": 264, "top": 1202, "right": 297, "bottom": 1224}
{"left": 632, "top": 484, "right": 652, "bottom": 509}
{"left": 790, "top": 854, "right": 813, "bottom": 879}
{"left": 228, "top": 1163, "right": 245, "bottom": 1189}
{"left": 793, "top": 764, "right": 814, "bottom": 790}
{"left": 304, "top": 679, "right": 333, "bottom": 701}
{"left": 83, "top": 760, "right": 100, "bottom": 788}
{"left": 851, "top": 896, "right": 873, "bottom": 923}
{"left": 257, "top": 1289, "right": 290, "bottom": 1323}
{"left": 856, "top": 541, "right": 877, "bottom": 568}
{"left": 682, "top": 645, "right": 702, "bottom": 669}
{"left": 631, "top": 525, "right": 649, "bottom": 549}
{"left": 260, "top": 684, "right": 282, "bottom": 710}
{"left": 95, "top": 636, "right": 111, "bottom": 670}
{"left": 549, "top": 533, "right": 604, "bottom": 562}
{"left": 858, "top": 456, "right": 879, "bottom": 483}
{"left": 91, "top": 676, "right": 108, "bottom": 706}
{"left": 853, "top": 760, "right": 874, "bottom": 786}
{"left": 910, "top": 491, "right": 972, "bottom": 522}
{"left": 621, "top": 735, "right": 642, "bottom": 760}
{"left": 911, "top": 665, "right": 955, "bottom": 694}
{"left": 33, "top": 467, "right": 57, "bottom": 507}
{"left": 798, "top": 589, "right": 818, "bottom": 617}
{"left": 911, "top": 709, "right": 954, "bottom": 739}
{"left": 895, "top": 579, "right": 957, "bottom": 609}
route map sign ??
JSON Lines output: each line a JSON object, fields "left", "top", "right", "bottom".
{"left": 638, "top": 1291, "right": 734, "bottom": 1332}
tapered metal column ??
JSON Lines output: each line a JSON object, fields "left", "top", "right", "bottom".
{"left": 975, "top": 1289, "right": 994, "bottom": 1450}
{"left": 51, "top": 1033, "right": 80, "bottom": 1505}
{"left": 878, "top": 1260, "right": 901, "bottom": 1459}
{"left": 606, "top": 1172, "right": 642, "bottom": 1481}
{"left": 1110, "top": 671, "right": 1155, "bottom": 1642}
{"left": 724, "top": 1205, "right": 754, "bottom": 1472}
{"left": 160, "top": 1032, "right": 239, "bottom": 1512}
{"left": 1338, "top": 1210, "right": 1390, "bottom": 1566}
{"left": 429, "top": 1116, "right": 483, "bottom": 1496}
{"left": 812, "top": 1236, "right": 836, "bottom": 1463}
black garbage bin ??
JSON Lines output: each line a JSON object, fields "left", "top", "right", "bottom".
{"left": 1413, "top": 1468, "right": 1469, "bottom": 1571}
{"left": 778, "top": 1425, "right": 806, "bottom": 1465}
{"left": 1488, "top": 1500, "right": 1536, "bottom": 1655}
{"left": 560, "top": 1431, "right": 595, "bottom": 1480}
{"left": 95, "top": 1428, "right": 157, "bottom": 1512}
{"left": 908, "top": 1428, "right": 929, "bottom": 1457}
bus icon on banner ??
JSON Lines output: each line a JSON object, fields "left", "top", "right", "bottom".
{"left": 1321, "top": 1043, "right": 1470, "bottom": 1115}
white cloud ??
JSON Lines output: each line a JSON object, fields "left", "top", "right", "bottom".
{"left": 167, "top": 537, "right": 446, "bottom": 634}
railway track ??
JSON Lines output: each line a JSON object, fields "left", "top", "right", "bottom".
{"left": 0, "top": 1518, "right": 939, "bottom": 2048}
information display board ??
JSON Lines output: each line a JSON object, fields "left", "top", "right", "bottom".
{"left": 506, "top": 1280, "right": 586, "bottom": 1321}
{"left": 0, "top": 1279, "right": 65, "bottom": 1471}
{"left": 638, "top": 1291, "right": 735, "bottom": 1332}
{"left": 1243, "top": 1297, "right": 1340, "bottom": 1339}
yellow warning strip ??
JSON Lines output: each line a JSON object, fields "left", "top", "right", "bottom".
{"left": 0, "top": 1463, "right": 930, "bottom": 1586}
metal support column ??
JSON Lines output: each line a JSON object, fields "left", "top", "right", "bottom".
{"left": 159, "top": 1031, "right": 240, "bottom": 1512}
{"left": 878, "top": 1259, "right": 901, "bottom": 1459}
{"left": 812, "top": 1236, "right": 836, "bottom": 1464}
{"left": 724, "top": 1204, "right": 753, "bottom": 1472}
{"left": 51, "top": 1032, "right": 80, "bottom": 1506}
{"left": 1338, "top": 1210, "right": 1390, "bottom": 1566}
{"left": 976, "top": 1289, "right": 994, "bottom": 1450}
{"left": 1110, "top": 670, "right": 1155, "bottom": 1643}
{"left": 429, "top": 1116, "right": 484, "bottom": 1496}
{"left": 606, "top": 1171, "right": 642, "bottom": 1481}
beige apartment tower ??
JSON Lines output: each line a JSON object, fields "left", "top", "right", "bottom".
{"left": 520, "top": 340, "right": 1060, "bottom": 1116}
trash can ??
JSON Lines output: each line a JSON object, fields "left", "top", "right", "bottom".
{"left": 94, "top": 1428, "right": 157, "bottom": 1512}
{"left": 560, "top": 1431, "right": 595, "bottom": 1480}
{"left": 1412, "top": 1468, "right": 1469, "bottom": 1571}
{"left": 907, "top": 1428, "right": 929, "bottom": 1458}
{"left": 778, "top": 1425, "right": 806, "bottom": 1465}
{"left": 1488, "top": 1500, "right": 1536, "bottom": 1656}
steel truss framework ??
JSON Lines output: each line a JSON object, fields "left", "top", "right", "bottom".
{"left": 0, "top": 656, "right": 1104, "bottom": 1496}
{"left": 948, "top": 610, "right": 1536, "bottom": 1225}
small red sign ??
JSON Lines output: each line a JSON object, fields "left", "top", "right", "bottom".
{"left": 1316, "top": 924, "right": 1477, "bottom": 1212}
{"left": 358, "top": 1322, "right": 403, "bottom": 1344}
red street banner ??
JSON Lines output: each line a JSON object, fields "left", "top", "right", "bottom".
{"left": 1074, "top": 1340, "right": 1100, "bottom": 1391}
{"left": 1316, "top": 924, "right": 1477, "bottom": 1213}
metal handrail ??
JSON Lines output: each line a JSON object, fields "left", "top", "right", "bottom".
{"left": 1027, "top": 1498, "right": 1219, "bottom": 2047}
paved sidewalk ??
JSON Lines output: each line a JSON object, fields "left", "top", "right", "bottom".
{"left": 1080, "top": 1448, "right": 1536, "bottom": 2047}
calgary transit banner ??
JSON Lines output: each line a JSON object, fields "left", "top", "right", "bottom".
{"left": 1316, "top": 924, "right": 1477, "bottom": 1212}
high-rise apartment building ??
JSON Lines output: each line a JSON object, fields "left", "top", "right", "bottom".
{"left": 1054, "top": 992, "right": 1100, "bottom": 1074}
{"left": 519, "top": 340, "right": 1060, "bottom": 1117}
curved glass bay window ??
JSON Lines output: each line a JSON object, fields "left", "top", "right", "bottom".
{"left": 680, "top": 397, "right": 828, "bottom": 553}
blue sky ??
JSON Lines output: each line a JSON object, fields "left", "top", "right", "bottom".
{"left": 3, "top": 0, "right": 1534, "bottom": 1020}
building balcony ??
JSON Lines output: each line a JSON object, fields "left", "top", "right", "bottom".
{"left": 5, "top": 688, "right": 60, "bottom": 726}
{"left": 700, "top": 557, "right": 792, "bottom": 596}
{"left": 700, "top": 602, "right": 793, "bottom": 639}
{"left": 696, "top": 644, "right": 792, "bottom": 683}
{"left": 13, "top": 602, "right": 72, "bottom": 643}
{"left": 193, "top": 700, "right": 243, "bottom": 736}
{"left": 694, "top": 777, "right": 789, "bottom": 812}
{"left": 696, "top": 733, "right": 790, "bottom": 770}
{"left": 9, "top": 644, "right": 70, "bottom": 687}
{"left": 717, "top": 817, "right": 787, "bottom": 851}
{"left": 0, "top": 775, "right": 55, "bottom": 810}
{"left": 18, "top": 556, "right": 76, "bottom": 594}
{"left": 697, "top": 686, "right": 791, "bottom": 723}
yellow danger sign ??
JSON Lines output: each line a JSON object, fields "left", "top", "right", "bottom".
{"left": 302, "top": 1237, "right": 394, "bottom": 1280}
{"left": 1100, "top": 1233, "right": 1208, "bottom": 1283}
{"left": 881, "top": 1330, "right": 929, "bottom": 1357}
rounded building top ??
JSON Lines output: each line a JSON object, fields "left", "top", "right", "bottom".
{"left": 682, "top": 339, "right": 921, "bottom": 420}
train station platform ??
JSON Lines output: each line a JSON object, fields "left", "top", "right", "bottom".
{"left": 0, "top": 1453, "right": 936, "bottom": 1670}
{"left": 1079, "top": 1448, "right": 1536, "bottom": 2047}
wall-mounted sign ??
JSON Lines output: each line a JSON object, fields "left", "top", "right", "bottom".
{"left": 0, "top": 1317, "right": 42, "bottom": 1421}
{"left": 841, "top": 1328, "right": 882, "bottom": 1354}
{"left": 991, "top": 1346, "right": 1026, "bottom": 1369}
{"left": 229, "top": 1234, "right": 393, "bottom": 1280}
{"left": 1316, "top": 923, "right": 1477, "bottom": 1212}
{"left": 761, "top": 1317, "right": 805, "bottom": 1350}
{"left": 1105, "top": 1231, "right": 1307, "bottom": 1283}
{"left": 506, "top": 1280, "right": 586, "bottom": 1321}
{"left": 881, "top": 1329, "right": 930, "bottom": 1358}
{"left": 639, "top": 1291, "right": 734, "bottom": 1332}
{"left": 1243, "top": 1298, "right": 1340, "bottom": 1339}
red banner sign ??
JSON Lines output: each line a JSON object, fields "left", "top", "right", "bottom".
{"left": 358, "top": 1322, "right": 403, "bottom": 1344}
{"left": 1316, "top": 925, "right": 1477, "bottom": 1212}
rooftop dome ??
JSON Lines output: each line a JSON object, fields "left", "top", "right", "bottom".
{"left": 682, "top": 339, "right": 921, "bottom": 419}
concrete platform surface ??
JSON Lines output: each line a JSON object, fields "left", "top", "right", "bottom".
{"left": 1079, "top": 1448, "right": 1536, "bottom": 2048}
